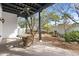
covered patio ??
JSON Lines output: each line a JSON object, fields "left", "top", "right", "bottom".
{"left": 0, "top": 3, "right": 79, "bottom": 56}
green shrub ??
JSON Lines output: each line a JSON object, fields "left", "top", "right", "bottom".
{"left": 64, "top": 31, "right": 79, "bottom": 43}
{"left": 48, "top": 32, "right": 53, "bottom": 35}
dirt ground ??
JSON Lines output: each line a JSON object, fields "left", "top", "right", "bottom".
{"left": 41, "top": 34, "right": 79, "bottom": 52}
{"left": 0, "top": 34, "right": 79, "bottom": 56}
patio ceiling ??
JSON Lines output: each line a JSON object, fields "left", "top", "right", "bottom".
{"left": 2, "top": 3, "right": 53, "bottom": 17}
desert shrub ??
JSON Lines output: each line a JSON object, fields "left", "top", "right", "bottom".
{"left": 64, "top": 31, "right": 79, "bottom": 43}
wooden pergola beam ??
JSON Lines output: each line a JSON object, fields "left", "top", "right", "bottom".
{"left": 6, "top": 3, "right": 23, "bottom": 10}
{"left": 2, "top": 3, "right": 53, "bottom": 18}
{"left": 3, "top": 4, "right": 35, "bottom": 15}
{"left": 2, "top": 6, "right": 27, "bottom": 17}
{"left": 35, "top": 3, "right": 42, "bottom": 7}
{"left": 10, "top": 3, "right": 35, "bottom": 14}
{"left": 21, "top": 4, "right": 37, "bottom": 11}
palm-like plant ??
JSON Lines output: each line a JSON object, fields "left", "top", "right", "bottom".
{"left": 61, "top": 12, "right": 79, "bottom": 34}
{"left": 61, "top": 13, "right": 70, "bottom": 33}
{"left": 73, "top": 4, "right": 79, "bottom": 17}
{"left": 54, "top": 4, "right": 79, "bottom": 34}
{"left": 54, "top": 4, "right": 79, "bottom": 24}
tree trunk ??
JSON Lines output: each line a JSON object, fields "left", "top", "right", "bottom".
{"left": 25, "top": 21, "right": 27, "bottom": 33}
{"left": 47, "top": 23, "right": 49, "bottom": 34}
{"left": 64, "top": 19, "right": 66, "bottom": 34}
{"left": 55, "top": 20, "right": 57, "bottom": 36}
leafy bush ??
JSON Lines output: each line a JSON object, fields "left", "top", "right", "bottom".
{"left": 64, "top": 31, "right": 79, "bottom": 43}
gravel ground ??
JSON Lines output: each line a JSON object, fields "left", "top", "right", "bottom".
{"left": 0, "top": 41, "right": 79, "bottom": 56}
{"left": 0, "top": 34, "right": 79, "bottom": 56}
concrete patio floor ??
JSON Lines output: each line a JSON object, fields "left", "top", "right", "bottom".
{"left": 0, "top": 40, "right": 79, "bottom": 56}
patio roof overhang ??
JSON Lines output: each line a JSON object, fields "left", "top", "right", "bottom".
{"left": 2, "top": 3, "right": 53, "bottom": 17}
{"left": 1, "top": 3, "right": 54, "bottom": 40}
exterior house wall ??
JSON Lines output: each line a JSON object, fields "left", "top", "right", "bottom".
{"left": 54, "top": 24, "right": 79, "bottom": 34}
{"left": 2, "top": 12, "right": 18, "bottom": 38}
{"left": 56, "top": 27, "right": 65, "bottom": 34}
{"left": 0, "top": 21, "right": 2, "bottom": 37}
{"left": 52, "top": 25, "right": 70, "bottom": 34}
{"left": 67, "top": 24, "right": 79, "bottom": 32}
{"left": 0, "top": 4, "right": 2, "bottom": 38}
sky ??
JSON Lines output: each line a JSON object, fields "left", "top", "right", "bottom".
{"left": 45, "top": 3, "right": 79, "bottom": 25}
{"left": 20, "top": 3, "right": 79, "bottom": 25}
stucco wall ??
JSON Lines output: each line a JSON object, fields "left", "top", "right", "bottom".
{"left": 0, "top": 4, "right": 2, "bottom": 39}
{"left": 0, "top": 21, "right": 2, "bottom": 37}
{"left": 2, "top": 12, "right": 18, "bottom": 38}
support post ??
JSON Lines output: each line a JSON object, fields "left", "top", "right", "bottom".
{"left": 38, "top": 11, "right": 41, "bottom": 40}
